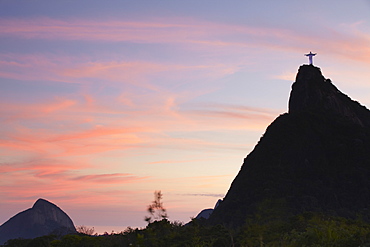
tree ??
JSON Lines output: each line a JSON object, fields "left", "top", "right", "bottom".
{"left": 145, "top": 191, "right": 168, "bottom": 223}
{"left": 76, "top": 225, "right": 95, "bottom": 235}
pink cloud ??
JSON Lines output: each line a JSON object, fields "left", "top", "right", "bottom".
{"left": 2, "top": 98, "right": 77, "bottom": 122}
{"left": 0, "top": 54, "right": 73, "bottom": 83}
{"left": 182, "top": 103, "right": 280, "bottom": 132}
{"left": 0, "top": 53, "right": 241, "bottom": 95}
{"left": 1, "top": 17, "right": 369, "bottom": 65}
{"left": 62, "top": 61, "right": 240, "bottom": 83}
{"left": 0, "top": 93, "right": 277, "bottom": 161}
{"left": 0, "top": 126, "right": 145, "bottom": 157}
{"left": 0, "top": 157, "right": 149, "bottom": 206}
{"left": 0, "top": 17, "right": 222, "bottom": 44}
{"left": 0, "top": 159, "right": 82, "bottom": 175}
{"left": 1, "top": 18, "right": 369, "bottom": 102}
{"left": 0, "top": 98, "right": 150, "bottom": 157}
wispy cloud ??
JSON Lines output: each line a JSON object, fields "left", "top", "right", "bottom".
{"left": 184, "top": 103, "right": 280, "bottom": 131}
{"left": 0, "top": 157, "right": 149, "bottom": 206}
{"left": 0, "top": 53, "right": 240, "bottom": 93}
{"left": 147, "top": 159, "right": 209, "bottom": 165}
{"left": 0, "top": 126, "right": 145, "bottom": 157}
{"left": 1, "top": 17, "right": 370, "bottom": 64}
{"left": 274, "top": 71, "right": 297, "bottom": 82}
{"left": 72, "top": 173, "right": 149, "bottom": 184}
{"left": 0, "top": 93, "right": 278, "bottom": 149}
{"left": 182, "top": 193, "right": 225, "bottom": 198}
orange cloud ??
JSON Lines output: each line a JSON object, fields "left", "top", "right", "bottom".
{"left": 0, "top": 156, "right": 149, "bottom": 205}
{"left": 0, "top": 91, "right": 278, "bottom": 162}
{"left": 2, "top": 98, "right": 77, "bottom": 122}
{"left": 41, "top": 99, "right": 76, "bottom": 114}
{"left": 0, "top": 126, "right": 145, "bottom": 157}
{"left": 0, "top": 159, "right": 82, "bottom": 175}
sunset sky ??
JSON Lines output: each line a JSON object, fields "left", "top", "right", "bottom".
{"left": 1, "top": 0, "right": 370, "bottom": 233}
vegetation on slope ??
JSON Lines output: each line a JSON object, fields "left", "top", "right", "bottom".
{"left": 1, "top": 213, "right": 370, "bottom": 247}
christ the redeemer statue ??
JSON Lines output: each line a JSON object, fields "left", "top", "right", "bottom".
{"left": 305, "top": 51, "right": 317, "bottom": 65}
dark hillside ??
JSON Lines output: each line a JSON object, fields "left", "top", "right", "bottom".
{"left": 0, "top": 199, "right": 76, "bottom": 245}
{"left": 208, "top": 65, "right": 370, "bottom": 227}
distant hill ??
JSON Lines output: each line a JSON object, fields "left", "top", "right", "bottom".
{"left": 208, "top": 65, "right": 370, "bottom": 227}
{"left": 194, "top": 199, "right": 222, "bottom": 220}
{"left": 0, "top": 198, "right": 76, "bottom": 244}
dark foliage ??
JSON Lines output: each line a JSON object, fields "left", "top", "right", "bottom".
{"left": 1, "top": 215, "right": 369, "bottom": 246}
{"left": 145, "top": 191, "right": 168, "bottom": 224}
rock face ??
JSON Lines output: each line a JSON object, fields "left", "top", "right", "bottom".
{"left": 195, "top": 209, "right": 213, "bottom": 220}
{"left": 0, "top": 199, "right": 76, "bottom": 244}
{"left": 289, "top": 65, "right": 370, "bottom": 127}
{"left": 208, "top": 65, "right": 370, "bottom": 227}
{"left": 195, "top": 199, "right": 223, "bottom": 220}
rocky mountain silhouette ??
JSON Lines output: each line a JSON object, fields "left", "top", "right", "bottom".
{"left": 194, "top": 199, "right": 223, "bottom": 220}
{"left": 208, "top": 65, "right": 370, "bottom": 227}
{"left": 0, "top": 198, "right": 76, "bottom": 244}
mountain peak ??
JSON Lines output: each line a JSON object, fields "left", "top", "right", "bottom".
{"left": 295, "top": 64, "right": 324, "bottom": 84}
{"left": 208, "top": 65, "right": 370, "bottom": 227}
{"left": 289, "top": 65, "right": 370, "bottom": 127}
{"left": 0, "top": 199, "right": 76, "bottom": 244}
{"left": 33, "top": 198, "right": 55, "bottom": 209}
{"left": 289, "top": 65, "right": 335, "bottom": 114}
